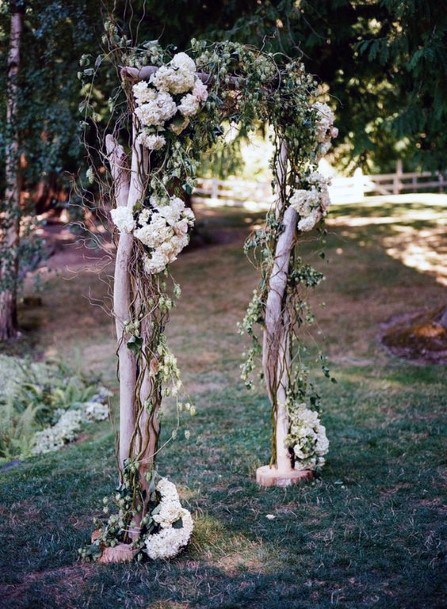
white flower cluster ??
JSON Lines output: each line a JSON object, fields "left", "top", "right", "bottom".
{"left": 289, "top": 171, "right": 331, "bottom": 232}
{"left": 313, "top": 101, "right": 338, "bottom": 157}
{"left": 145, "top": 477, "right": 193, "bottom": 560}
{"left": 32, "top": 387, "right": 111, "bottom": 455}
{"left": 133, "top": 195, "right": 195, "bottom": 274}
{"left": 32, "top": 409, "right": 83, "bottom": 455}
{"left": 285, "top": 403, "right": 329, "bottom": 471}
{"left": 132, "top": 52, "right": 208, "bottom": 149}
{"left": 84, "top": 401, "right": 109, "bottom": 421}
{"left": 135, "top": 132, "right": 166, "bottom": 150}
{"left": 110, "top": 206, "right": 135, "bottom": 234}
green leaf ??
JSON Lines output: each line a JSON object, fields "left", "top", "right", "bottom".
{"left": 127, "top": 336, "right": 143, "bottom": 354}
{"left": 172, "top": 518, "right": 183, "bottom": 529}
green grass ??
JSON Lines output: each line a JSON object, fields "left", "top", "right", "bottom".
{"left": 0, "top": 197, "right": 446, "bottom": 609}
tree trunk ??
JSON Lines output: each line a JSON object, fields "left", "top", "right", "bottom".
{"left": 263, "top": 142, "right": 297, "bottom": 472}
{"left": 0, "top": 1, "right": 24, "bottom": 341}
{"left": 105, "top": 134, "right": 137, "bottom": 472}
{"left": 262, "top": 204, "right": 297, "bottom": 472}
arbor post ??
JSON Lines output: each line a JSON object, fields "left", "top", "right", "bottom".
{"left": 256, "top": 143, "right": 313, "bottom": 487}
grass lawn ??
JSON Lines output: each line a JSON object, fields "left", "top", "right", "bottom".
{"left": 0, "top": 195, "right": 446, "bottom": 609}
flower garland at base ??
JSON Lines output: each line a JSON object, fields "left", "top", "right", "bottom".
{"left": 80, "top": 475, "right": 193, "bottom": 562}
{"left": 285, "top": 402, "right": 329, "bottom": 471}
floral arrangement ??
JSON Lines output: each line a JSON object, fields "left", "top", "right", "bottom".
{"left": 80, "top": 474, "right": 193, "bottom": 562}
{"left": 145, "top": 478, "right": 193, "bottom": 560}
{"left": 239, "top": 75, "right": 338, "bottom": 472}
{"left": 108, "top": 52, "right": 210, "bottom": 275}
{"left": 289, "top": 171, "right": 332, "bottom": 232}
{"left": 285, "top": 402, "right": 329, "bottom": 470}
{"left": 111, "top": 193, "right": 195, "bottom": 274}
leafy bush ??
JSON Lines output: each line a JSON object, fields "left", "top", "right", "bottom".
{"left": 0, "top": 355, "right": 108, "bottom": 462}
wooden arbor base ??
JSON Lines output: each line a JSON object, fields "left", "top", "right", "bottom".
{"left": 256, "top": 465, "right": 313, "bottom": 487}
{"left": 91, "top": 530, "right": 138, "bottom": 564}
{"left": 99, "top": 543, "right": 138, "bottom": 564}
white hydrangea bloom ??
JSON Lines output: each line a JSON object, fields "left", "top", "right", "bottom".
{"left": 289, "top": 189, "right": 319, "bottom": 217}
{"left": 132, "top": 81, "right": 157, "bottom": 105}
{"left": 154, "top": 196, "right": 185, "bottom": 225}
{"left": 145, "top": 477, "right": 194, "bottom": 560}
{"left": 143, "top": 250, "right": 170, "bottom": 274}
{"left": 134, "top": 217, "right": 174, "bottom": 249}
{"left": 313, "top": 102, "right": 338, "bottom": 158}
{"left": 150, "top": 65, "right": 195, "bottom": 95}
{"left": 297, "top": 209, "right": 320, "bottom": 232}
{"left": 152, "top": 500, "right": 184, "bottom": 528}
{"left": 290, "top": 171, "right": 331, "bottom": 232}
{"left": 134, "top": 196, "right": 194, "bottom": 274}
{"left": 192, "top": 79, "right": 208, "bottom": 102}
{"left": 171, "top": 52, "right": 196, "bottom": 73}
{"left": 178, "top": 93, "right": 201, "bottom": 117}
{"left": 285, "top": 404, "right": 329, "bottom": 471}
{"left": 135, "top": 91, "right": 177, "bottom": 127}
{"left": 157, "top": 477, "right": 180, "bottom": 502}
{"left": 135, "top": 132, "right": 166, "bottom": 150}
{"left": 314, "top": 102, "right": 337, "bottom": 141}
{"left": 145, "top": 509, "right": 193, "bottom": 560}
{"left": 110, "top": 206, "right": 135, "bottom": 233}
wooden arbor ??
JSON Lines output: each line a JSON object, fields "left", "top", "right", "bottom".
{"left": 108, "top": 65, "right": 314, "bottom": 498}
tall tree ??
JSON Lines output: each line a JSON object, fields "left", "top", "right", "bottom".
{"left": 0, "top": 0, "right": 109, "bottom": 340}
{"left": 0, "top": 0, "right": 24, "bottom": 340}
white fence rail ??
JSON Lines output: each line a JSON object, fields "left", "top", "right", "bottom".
{"left": 193, "top": 166, "right": 447, "bottom": 207}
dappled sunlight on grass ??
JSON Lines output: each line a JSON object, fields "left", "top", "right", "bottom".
{"left": 330, "top": 194, "right": 447, "bottom": 285}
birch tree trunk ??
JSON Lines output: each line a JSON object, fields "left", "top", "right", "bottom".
{"left": 105, "top": 134, "right": 136, "bottom": 473}
{"left": 257, "top": 142, "right": 313, "bottom": 486}
{"left": 0, "top": 1, "right": 24, "bottom": 341}
{"left": 106, "top": 129, "right": 158, "bottom": 532}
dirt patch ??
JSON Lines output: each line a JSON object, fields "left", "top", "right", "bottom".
{"left": 380, "top": 306, "right": 447, "bottom": 364}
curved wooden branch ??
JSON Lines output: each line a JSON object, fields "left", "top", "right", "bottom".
{"left": 120, "top": 65, "right": 242, "bottom": 88}
{"left": 262, "top": 142, "right": 297, "bottom": 472}
{"left": 106, "top": 134, "right": 136, "bottom": 470}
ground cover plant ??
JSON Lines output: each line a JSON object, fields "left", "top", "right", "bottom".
{"left": 0, "top": 197, "right": 446, "bottom": 608}
{"left": 0, "top": 355, "right": 110, "bottom": 462}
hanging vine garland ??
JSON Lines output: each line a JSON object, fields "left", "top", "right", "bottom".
{"left": 79, "top": 28, "right": 337, "bottom": 562}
